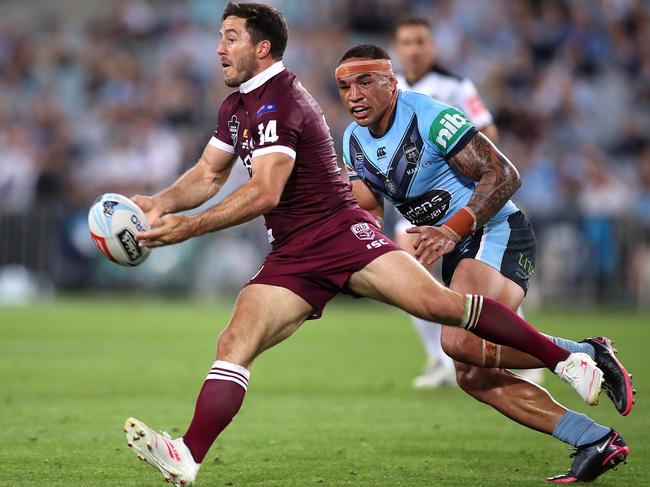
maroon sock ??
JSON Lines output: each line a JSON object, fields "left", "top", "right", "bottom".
{"left": 183, "top": 361, "right": 249, "bottom": 463}
{"left": 464, "top": 295, "right": 570, "bottom": 370}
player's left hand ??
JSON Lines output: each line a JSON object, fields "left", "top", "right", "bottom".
{"left": 136, "top": 214, "right": 196, "bottom": 248}
{"left": 406, "top": 225, "right": 460, "bottom": 266}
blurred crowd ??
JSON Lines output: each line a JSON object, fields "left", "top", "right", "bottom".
{"left": 1, "top": 0, "right": 649, "bottom": 304}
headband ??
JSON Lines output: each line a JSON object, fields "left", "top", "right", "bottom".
{"left": 335, "top": 59, "right": 394, "bottom": 82}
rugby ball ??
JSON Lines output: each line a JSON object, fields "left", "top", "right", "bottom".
{"left": 88, "top": 193, "right": 150, "bottom": 266}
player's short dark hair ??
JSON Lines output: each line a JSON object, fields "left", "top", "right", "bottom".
{"left": 338, "top": 44, "right": 391, "bottom": 65}
{"left": 394, "top": 16, "right": 431, "bottom": 32}
{"left": 222, "top": 2, "right": 288, "bottom": 60}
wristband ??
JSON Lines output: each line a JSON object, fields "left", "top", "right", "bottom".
{"left": 442, "top": 207, "right": 476, "bottom": 240}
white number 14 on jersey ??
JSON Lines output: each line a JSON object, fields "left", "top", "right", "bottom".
{"left": 258, "top": 120, "right": 279, "bottom": 145}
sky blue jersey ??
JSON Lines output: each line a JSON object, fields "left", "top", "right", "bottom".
{"left": 342, "top": 90, "right": 518, "bottom": 227}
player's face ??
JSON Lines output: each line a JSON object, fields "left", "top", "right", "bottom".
{"left": 218, "top": 16, "right": 260, "bottom": 87}
{"left": 337, "top": 62, "right": 396, "bottom": 130}
{"left": 395, "top": 25, "right": 436, "bottom": 73}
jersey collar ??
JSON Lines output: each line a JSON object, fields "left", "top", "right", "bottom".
{"left": 239, "top": 61, "right": 285, "bottom": 94}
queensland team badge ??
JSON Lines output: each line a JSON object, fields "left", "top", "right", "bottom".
{"left": 350, "top": 222, "right": 375, "bottom": 241}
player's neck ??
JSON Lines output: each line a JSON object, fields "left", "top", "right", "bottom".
{"left": 239, "top": 59, "right": 283, "bottom": 93}
{"left": 252, "top": 59, "right": 277, "bottom": 77}
{"left": 369, "top": 89, "right": 398, "bottom": 138}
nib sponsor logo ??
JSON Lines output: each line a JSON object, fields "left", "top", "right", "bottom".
{"left": 430, "top": 108, "right": 471, "bottom": 151}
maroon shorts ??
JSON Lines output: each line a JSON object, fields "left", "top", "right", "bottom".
{"left": 247, "top": 211, "right": 401, "bottom": 319}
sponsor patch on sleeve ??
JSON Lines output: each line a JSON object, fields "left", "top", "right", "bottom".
{"left": 428, "top": 108, "right": 473, "bottom": 154}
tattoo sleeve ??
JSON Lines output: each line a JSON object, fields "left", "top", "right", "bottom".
{"left": 447, "top": 132, "right": 521, "bottom": 229}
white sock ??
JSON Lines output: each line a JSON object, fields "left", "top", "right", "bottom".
{"left": 411, "top": 316, "right": 454, "bottom": 370}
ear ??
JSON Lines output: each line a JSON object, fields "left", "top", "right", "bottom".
{"left": 257, "top": 40, "right": 272, "bottom": 59}
{"left": 389, "top": 76, "right": 398, "bottom": 92}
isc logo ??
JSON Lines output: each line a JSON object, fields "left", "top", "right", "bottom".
{"left": 435, "top": 112, "right": 468, "bottom": 149}
{"left": 366, "top": 239, "right": 389, "bottom": 250}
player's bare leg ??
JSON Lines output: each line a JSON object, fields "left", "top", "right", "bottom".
{"left": 444, "top": 328, "right": 634, "bottom": 416}
{"left": 347, "top": 251, "right": 603, "bottom": 404}
{"left": 350, "top": 252, "right": 627, "bottom": 481}
{"left": 438, "top": 259, "right": 634, "bottom": 416}
{"left": 442, "top": 258, "right": 566, "bottom": 434}
{"left": 394, "top": 231, "right": 455, "bottom": 388}
{"left": 125, "top": 284, "right": 313, "bottom": 486}
{"left": 213, "top": 284, "right": 313, "bottom": 367}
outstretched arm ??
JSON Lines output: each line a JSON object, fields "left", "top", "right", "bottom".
{"left": 447, "top": 131, "right": 520, "bottom": 230}
{"left": 137, "top": 152, "right": 294, "bottom": 248}
{"left": 192, "top": 152, "right": 294, "bottom": 234}
{"left": 408, "top": 132, "right": 520, "bottom": 265}
{"left": 133, "top": 142, "right": 238, "bottom": 226}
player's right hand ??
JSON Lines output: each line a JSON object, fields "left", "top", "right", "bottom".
{"left": 131, "top": 195, "right": 164, "bottom": 228}
{"left": 407, "top": 225, "right": 459, "bottom": 266}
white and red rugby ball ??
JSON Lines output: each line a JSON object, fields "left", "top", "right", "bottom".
{"left": 88, "top": 193, "right": 150, "bottom": 266}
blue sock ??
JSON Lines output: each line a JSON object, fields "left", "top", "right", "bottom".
{"left": 550, "top": 337, "right": 595, "bottom": 358}
{"left": 553, "top": 411, "right": 610, "bottom": 447}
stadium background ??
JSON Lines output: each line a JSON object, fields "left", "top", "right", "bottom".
{"left": 1, "top": 2, "right": 650, "bottom": 486}
{"left": 1, "top": 0, "right": 649, "bottom": 307}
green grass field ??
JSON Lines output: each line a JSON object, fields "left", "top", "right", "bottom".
{"left": 1, "top": 297, "right": 648, "bottom": 486}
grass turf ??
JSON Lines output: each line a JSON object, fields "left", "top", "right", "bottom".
{"left": 0, "top": 297, "right": 648, "bottom": 486}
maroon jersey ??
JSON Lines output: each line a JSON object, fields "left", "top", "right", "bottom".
{"left": 210, "top": 62, "right": 361, "bottom": 247}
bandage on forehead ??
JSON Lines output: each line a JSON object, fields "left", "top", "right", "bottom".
{"left": 335, "top": 59, "right": 394, "bottom": 82}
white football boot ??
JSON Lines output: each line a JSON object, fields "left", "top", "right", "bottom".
{"left": 124, "top": 417, "right": 200, "bottom": 486}
{"left": 413, "top": 358, "right": 457, "bottom": 389}
{"left": 554, "top": 353, "right": 604, "bottom": 405}
{"left": 512, "top": 367, "right": 545, "bottom": 385}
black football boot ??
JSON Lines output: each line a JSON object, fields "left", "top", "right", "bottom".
{"left": 581, "top": 337, "right": 635, "bottom": 416}
{"left": 546, "top": 429, "right": 629, "bottom": 483}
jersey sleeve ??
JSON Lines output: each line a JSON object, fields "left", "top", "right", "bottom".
{"left": 209, "top": 97, "right": 237, "bottom": 154}
{"left": 426, "top": 103, "right": 477, "bottom": 160}
{"left": 341, "top": 124, "right": 360, "bottom": 180}
{"left": 251, "top": 100, "right": 302, "bottom": 160}
{"left": 453, "top": 79, "right": 494, "bottom": 130}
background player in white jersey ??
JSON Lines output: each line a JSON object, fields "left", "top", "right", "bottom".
{"left": 392, "top": 16, "right": 544, "bottom": 388}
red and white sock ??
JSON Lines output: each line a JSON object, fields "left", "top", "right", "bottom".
{"left": 183, "top": 360, "right": 250, "bottom": 463}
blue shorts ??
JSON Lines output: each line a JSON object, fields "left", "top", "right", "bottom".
{"left": 441, "top": 211, "right": 536, "bottom": 294}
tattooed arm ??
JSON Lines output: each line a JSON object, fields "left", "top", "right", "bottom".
{"left": 447, "top": 132, "right": 521, "bottom": 229}
{"left": 408, "top": 131, "right": 520, "bottom": 265}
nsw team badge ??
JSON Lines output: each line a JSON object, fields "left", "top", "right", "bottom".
{"left": 354, "top": 152, "right": 366, "bottom": 178}
{"left": 403, "top": 140, "right": 420, "bottom": 165}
